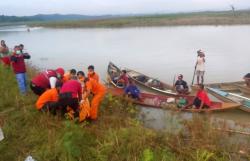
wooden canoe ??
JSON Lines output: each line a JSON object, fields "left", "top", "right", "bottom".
{"left": 207, "top": 87, "right": 250, "bottom": 113}
{"left": 108, "top": 87, "right": 240, "bottom": 113}
{"left": 125, "top": 68, "right": 178, "bottom": 96}
{"left": 233, "top": 84, "right": 250, "bottom": 95}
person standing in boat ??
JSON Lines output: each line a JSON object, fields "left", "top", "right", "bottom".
{"left": 243, "top": 73, "right": 250, "bottom": 88}
{"left": 195, "top": 50, "right": 205, "bottom": 85}
{"left": 174, "top": 74, "right": 189, "bottom": 94}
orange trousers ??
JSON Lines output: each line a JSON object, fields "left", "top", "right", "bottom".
{"left": 90, "top": 90, "right": 106, "bottom": 120}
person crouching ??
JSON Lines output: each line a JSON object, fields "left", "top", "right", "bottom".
{"left": 59, "top": 79, "right": 82, "bottom": 118}
{"left": 35, "top": 82, "right": 62, "bottom": 115}
{"left": 193, "top": 84, "right": 211, "bottom": 109}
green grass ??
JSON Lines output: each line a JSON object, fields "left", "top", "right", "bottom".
{"left": 0, "top": 64, "right": 250, "bottom": 161}
{"left": 29, "top": 10, "right": 250, "bottom": 28}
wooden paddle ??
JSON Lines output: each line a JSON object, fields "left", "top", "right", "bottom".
{"left": 191, "top": 65, "right": 197, "bottom": 85}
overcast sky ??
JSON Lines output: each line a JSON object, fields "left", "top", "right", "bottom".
{"left": 0, "top": 0, "right": 250, "bottom": 16}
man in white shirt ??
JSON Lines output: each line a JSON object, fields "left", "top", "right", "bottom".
{"left": 195, "top": 50, "right": 205, "bottom": 85}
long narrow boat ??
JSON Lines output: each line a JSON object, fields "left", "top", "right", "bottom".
{"left": 233, "top": 84, "right": 250, "bottom": 95}
{"left": 207, "top": 87, "right": 250, "bottom": 113}
{"left": 108, "top": 87, "right": 240, "bottom": 112}
{"left": 107, "top": 62, "right": 240, "bottom": 112}
{"left": 125, "top": 68, "right": 178, "bottom": 96}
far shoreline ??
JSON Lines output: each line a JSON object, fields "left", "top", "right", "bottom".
{"left": 28, "top": 10, "right": 250, "bottom": 28}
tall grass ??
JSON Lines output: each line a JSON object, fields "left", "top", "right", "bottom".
{"left": 0, "top": 65, "right": 249, "bottom": 161}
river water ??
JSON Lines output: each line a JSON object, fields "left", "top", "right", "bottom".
{"left": 1, "top": 25, "right": 250, "bottom": 132}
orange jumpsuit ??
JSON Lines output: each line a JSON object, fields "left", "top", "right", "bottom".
{"left": 88, "top": 72, "right": 99, "bottom": 82}
{"left": 36, "top": 88, "right": 58, "bottom": 110}
{"left": 85, "top": 78, "right": 106, "bottom": 120}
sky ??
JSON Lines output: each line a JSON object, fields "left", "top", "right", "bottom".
{"left": 0, "top": 0, "right": 250, "bottom": 16}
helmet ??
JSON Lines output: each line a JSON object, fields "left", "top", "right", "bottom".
{"left": 55, "top": 68, "right": 65, "bottom": 77}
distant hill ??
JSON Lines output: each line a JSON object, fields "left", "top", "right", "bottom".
{"left": 0, "top": 14, "right": 116, "bottom": 23}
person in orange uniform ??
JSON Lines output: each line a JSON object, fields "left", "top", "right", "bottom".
{"left": 35, "top": 82, "right": 62, "bottom": 115}
{"left": 63, "top": 69, "right": 77, "bottom": 83}
{"left": 87, "top": 65, "right": 99, "bottom": 82}
{"left": 77, "top": 71, "right": 85, "bottom": 84}
{"left": 83, "top": 78, "right": 106, "bottom": 120}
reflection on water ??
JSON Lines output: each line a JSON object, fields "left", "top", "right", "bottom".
{"left": 138, "top": 106, "right": 250, "bottom": 135}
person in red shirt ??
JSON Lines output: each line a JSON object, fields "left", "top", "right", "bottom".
{"left": 59, "top": 80, "right": 82, "bottom": 117}
{"left": 117, "top": 70, "right": 129, "bottom": 87}
{"left": 0, "top": 40, "right": 11, "bottom": 67}
{"left": 87, "top": 65, "right": 99, "bottom": 82}
{"left": 10, "top": 45, "right": 31, "bottom": 94}
{"left": 35, "top": 82, "right": 62, "bottom": 115}
{"left": 83, "top": 78, "right": 106, "bottom": 120}
{"left": 30, "top": 68, "right": 64, "bottom": 95}
{"left": 193, "top": 84, "right": 211, "bottom": 109}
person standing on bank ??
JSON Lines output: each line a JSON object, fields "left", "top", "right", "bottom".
{"left": 195, "top": 50, "right": 205, "bottom": 85}
{"left": 10, "top": 45, "right": 31, "bottom": 94}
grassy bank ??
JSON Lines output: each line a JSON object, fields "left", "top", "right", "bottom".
{"left": 0, "top": 65, "right": 249, "bottom": 161}
{"left": 30, "top": 10, "right": 250, "bottom": 28}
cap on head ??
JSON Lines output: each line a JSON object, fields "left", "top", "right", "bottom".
{"left": 56, "top": 68, "right": 65, "bottom": 76}
{"left": 178, "top": 74, "right": 183, "bottom": 79}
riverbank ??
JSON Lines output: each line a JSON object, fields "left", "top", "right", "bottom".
{"left": 0, "top": 65, "right": 249, "bottom": 161}
{"left": 29, "top": 10, "right": 250, "bottom": 28}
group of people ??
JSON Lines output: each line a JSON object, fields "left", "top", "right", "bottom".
{"left": 1, "top": 40, "right": 106, "bottom": 121}
{"left": 32, "top": 65, "right": 106, "bottom": 120}
{"left": 1, "top": 40, "right": 249, "bottom": 113}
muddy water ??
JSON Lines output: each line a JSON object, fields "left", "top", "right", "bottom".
{"left": 1, "top": 25, "right": 250, "bottom": 132}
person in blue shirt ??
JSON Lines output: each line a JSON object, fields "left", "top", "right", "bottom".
{"left": 124, "top": 79, "right": 141, "bottom": 100}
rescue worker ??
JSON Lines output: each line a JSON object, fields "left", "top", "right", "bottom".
{"left": 63, "top": 69, "right": 77, "bottom": 83}
{"left": 77, "top": 71, "right": 85, "bottom": 84}
{"left": 30, "top": 67, "right": 65, "bottom": 96}
{"left": 35, "top": 82, "right": 62, "bottom": 115}
{"left": 10, "top": 45, "right": 31, "bottom": 94}
{"left": 88, "top": 65, "right": 99, "bottom": 82}
{"left": 83, "top": 78, "right": 106, "bottom": 120}
{"left": 59, "top": 79, "right": 82, "bottom": 117}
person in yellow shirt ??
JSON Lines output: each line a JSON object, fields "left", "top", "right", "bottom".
{"left": 87, "top": 65, "right": 99, "bottom": 82}
{"left": 35, "top": 82, "right": 61, "bottom": 115}
{"left": 83, "top": 78, "right": 106, "bottom": 120}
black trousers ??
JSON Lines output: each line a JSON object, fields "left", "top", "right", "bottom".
{"left": 193, "top": 97, "right": 209, "bottom": 109}
{"left": 59, "top": 92, "right": 79, "bottom": 117}
{"left": 30, "top": 82, "right": 46, "bottom": 96}
{"left": 41, "top": 102, "right": 60, "bottom": 115}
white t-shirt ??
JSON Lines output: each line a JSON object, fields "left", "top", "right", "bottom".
{"left": 196, "top": 56, "right": 205, "bottom": 71}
